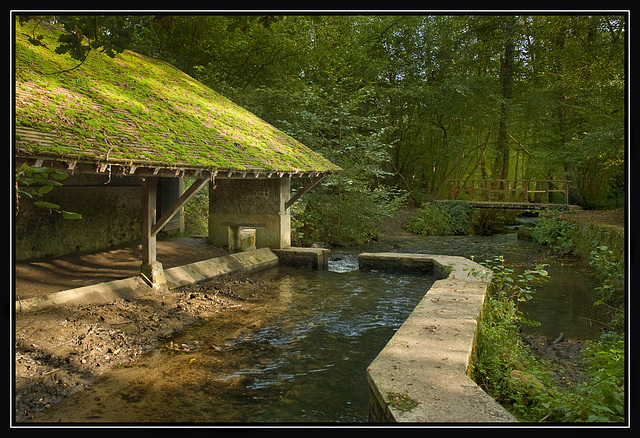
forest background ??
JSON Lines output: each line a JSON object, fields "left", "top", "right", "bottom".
{"left": 18, "top": 13, "right": 627, "bottom": 246}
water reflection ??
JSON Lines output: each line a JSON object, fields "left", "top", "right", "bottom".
{"left": 331, "top": 231, "right": 605, "bottom": 340}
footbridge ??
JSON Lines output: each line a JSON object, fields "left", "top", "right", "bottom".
{"left": 444, "top": 179, "right": 582, "bottom": 211}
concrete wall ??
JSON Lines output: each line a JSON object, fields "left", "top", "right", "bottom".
{"left": 16, "top": 248, "right": 279, "bottom": 313}
{"left": 208, "top": 178, "right": 291, "bottom": 250}
{"left": 360, "top": 253, "right": 518, "bottom": 423}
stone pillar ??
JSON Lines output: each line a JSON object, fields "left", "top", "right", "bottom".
{"left": 209, "top": 178, "right": 291, "bottom": 250}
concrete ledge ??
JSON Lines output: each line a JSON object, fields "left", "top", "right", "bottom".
{"left": 272, "top": 247, "right": 329, "bottom": 270}
{"left": 164, "top": 247, "right": 278, "bottom": 288}
{"left": 15, "top": 276, "right": 147, "bottom": 314}
{"left": 361, "top": 253, "right": 518, "bottom": 423}
{"left": 15, "top": 248, "right": 279, "bottom": 313}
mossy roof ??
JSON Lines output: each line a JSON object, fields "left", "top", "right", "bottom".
{"left": 14, "top": 22, "right": 341, "bottom": 177}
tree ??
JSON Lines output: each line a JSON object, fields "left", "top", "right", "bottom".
{"left": 17, "top": 13, "right": 626, "bottom": 220}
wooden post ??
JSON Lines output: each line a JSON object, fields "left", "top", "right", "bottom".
{"left": 545, "top": 180, "right": 550, "bottom": 203}
{"left": 141, "top": 177, "right": 158, "bottom": 265}
{"left": 285, "top": 175, "right": 326, "bottom": 210}
{"left": 141, "top": 177, "right": 166, "bottom": 290}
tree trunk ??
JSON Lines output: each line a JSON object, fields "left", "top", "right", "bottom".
{"left": 493, "top": 17, "right": 516, "bottom": 198}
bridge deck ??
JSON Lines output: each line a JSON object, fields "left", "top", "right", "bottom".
{"left": 435, "top": 200, "right": 582, "bottom": 210}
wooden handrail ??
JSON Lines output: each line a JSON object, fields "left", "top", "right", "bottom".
{"left": 447, "top": 179, "right": 570, "bottom": 204}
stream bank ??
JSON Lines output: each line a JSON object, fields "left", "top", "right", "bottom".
{"left": 14, "top": 274, "right": 274, "bottom": 423}
{"left": 14, "top": 206, "right": 623, "bottom": 424}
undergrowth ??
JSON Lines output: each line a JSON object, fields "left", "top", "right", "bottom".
{"left": 405, "top": 200, "right": 472, "bottom": 236}
{"left": 469, "top": 256, "right": 626, "bottom": 423}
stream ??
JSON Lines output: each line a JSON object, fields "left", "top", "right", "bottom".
{"left": 333, "top": 227, "right": 606, "bottom": 341}
{"left": 31, "top": 223, "right": 606, "bottom": 423}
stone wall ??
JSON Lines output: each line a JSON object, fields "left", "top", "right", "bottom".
{"left": 208, "top": 178, "right": 291, "bottom": 250}
{"left": 15, "top": 175, "right": 186, "bottom": 261}
{"left": 15, "top": 174, "right": 142, "bottom": 260}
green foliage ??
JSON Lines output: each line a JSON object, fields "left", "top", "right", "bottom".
{"left": 588, "top": 244, "right": 625, "bottom": 327}
{"left": 405, "top": 200, "right": 472, "bottom": 236}
{"left": 547, "top": 332, "right": 625, "bottom": 423}
{"left": 532, "top": 214, "right": 625, "bottom": 328}
{"left": 469, "top": 256, "right": 551, "bottom": 419}
{"left": 20, "top": 15, "right": 135, "bottom": 62}
{"left": 530, "top": 214, "right": 577, "bottom": 254}
{"left": 182, "top": 178, "right": 209, "bottom": 236}
{"left": 581, "top": 332, "right": 625, "bottom": 422}
{"left": 16, "top": 14, "right": 626, "bottom": 240}
{"left": 470, "top": 255, "right": 626, "bottom": 423}
{"left": 291, "top": 177, "right": 405, "bottom": 247}
{"left": 15, "top": 163, "right": 82, "bottom": 220}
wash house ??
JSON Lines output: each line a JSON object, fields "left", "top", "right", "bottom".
{"left": 14, "top": 22, "right": 340, "bottom": 288}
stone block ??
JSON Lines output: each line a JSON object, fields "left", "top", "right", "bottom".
{"left": 272, "top": 247, "right": 329, "bottom": 270}
{"left": 209, "top": 179, "right": 291, "bottom": 249}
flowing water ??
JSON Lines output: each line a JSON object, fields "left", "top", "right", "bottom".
{"left": 33, "top": 266, "right": 435, "bottom": 423}
{"left": 335, "top": 227, "right": 605, "bottom": 340}
{"left": 32, "top": 224, "right": 606, "bottom": 423}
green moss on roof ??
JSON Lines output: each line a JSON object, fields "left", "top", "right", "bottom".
{"left": 14, "top": 21, "right": 341, "bottom": 174}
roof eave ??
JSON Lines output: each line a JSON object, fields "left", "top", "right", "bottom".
{"left": 15, "top": 154, "right": 341, "bottom": 180}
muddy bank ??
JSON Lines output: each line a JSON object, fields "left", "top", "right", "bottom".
{"left": 14, "top": 274, "right": 273, "bottom": 423}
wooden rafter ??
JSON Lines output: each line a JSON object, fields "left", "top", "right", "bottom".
{"left": 150, "top": 177, "right": 208, "bottom": 237}
{"left": 285, "top": 175, "right": 326, "bottom": 210}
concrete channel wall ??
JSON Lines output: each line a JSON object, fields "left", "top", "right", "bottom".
{"left": 15, "top": 248, "right": 279, "bottom": 313}
{"left": 360, "top": 253, "right": 518, "bottom": 423}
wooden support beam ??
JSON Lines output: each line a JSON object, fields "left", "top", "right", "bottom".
{"left": 141, "top": 177, "right": 168, "bottom": 291}
{"left": 141, "top": 177, "right": 159, "bottom": 265}
{"left": 150, "top": 177, "right": 208, "bottom": 237}
{"left": 285, "top": 175, "right": 326, "bottom": 210}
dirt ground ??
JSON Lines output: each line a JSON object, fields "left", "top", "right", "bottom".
{"left": 13, "top": 207, "right": 624, "bottom": 424}
{"left": 14, "top": 273, "right": 273, "bottom": 423}
{"left": 559, "top": 206, "right": 625, "bottom": 229}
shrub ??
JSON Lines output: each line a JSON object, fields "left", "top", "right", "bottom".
{"left": 589, "top": 244, "right": 625, "bottom": 328}
{"left": 291, "top": 179, "right": 406, "bottom": 247}
{"left": 530, "top": 214, "right": 577, "bottom": 254}
{"left": 470, "top": 255, "right": 626, "bottom": 423}
{"left": 405, "top": 200, "right": 472, "bottom": 236}
{"left": 548, "top": 332, "right": 625, "bottom": 423}
{"left": 471, "top": 210, "right": 508, "bottom": 235}
{"left": 469, "top": 256, "right": 552, "bottom": 420}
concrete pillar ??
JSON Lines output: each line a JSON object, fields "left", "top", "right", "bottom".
{"left": 209, "top": 178, "right": 291, "bottom": 250}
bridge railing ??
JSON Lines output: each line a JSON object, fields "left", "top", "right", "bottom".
{"left": 447, "top": 179, "right": 570, "bottom": 204}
